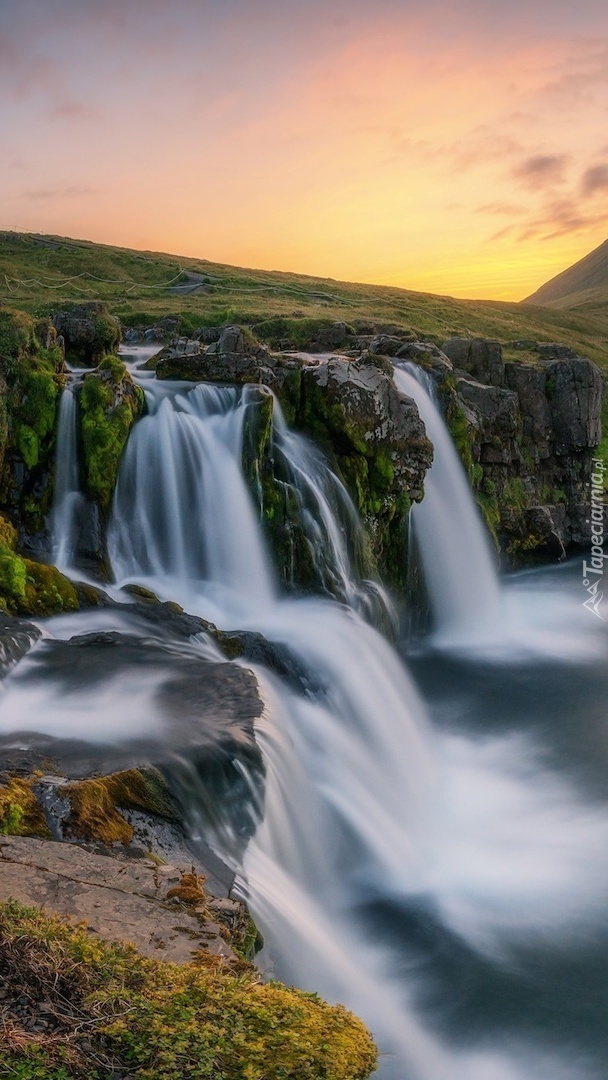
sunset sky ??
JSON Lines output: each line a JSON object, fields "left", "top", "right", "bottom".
{"left": 1, "top": 0, "right": 607, "bottom": 300}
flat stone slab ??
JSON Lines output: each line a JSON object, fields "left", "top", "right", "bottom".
{"left": 0, "top": 835, "right": 236, "bottom": 964}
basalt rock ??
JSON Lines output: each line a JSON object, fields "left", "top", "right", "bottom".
{"left": 442, "top": 336, "right": 506, "bottom": 388}
{"left": 298, "top": 356, "right": 432, "bottom": 586}
{"left": 435, "top": 338, "right": 605, "bottom": 561}
{"left": 52, "top": 302, "right": 120, "bottom": 367}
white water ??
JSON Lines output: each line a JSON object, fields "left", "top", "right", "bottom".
{"left": 394, "top": 365, "right": 503, "bottom": 647}
{"left": 51, "top": 388, "right": 85, "bottom": 571}
{"left": 17, "top": 353, "right": 608, "bottom": 1078}
{"left": 108, "top": 381, "right": 275, "bottom": 621}
{"left": 270, "top": 397, "right": 395, "bottom": 626}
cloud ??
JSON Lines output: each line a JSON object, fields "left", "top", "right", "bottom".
{"left": 512, "top": 196, "right": 608, "bottom": 242}
{"left": 476, "top": 201, "right": 527, "bottom": 217}
{"left": 512, "top": 154, "right": 570, "bottom": 189}
{"left": 21, "top": 186, "right": 96, "bottom": 201}
{"left": 50, "top": 101, "right": 102, "bottom": 122}
{"left": 581, "top": 163, "right": 608, "bottom": 197}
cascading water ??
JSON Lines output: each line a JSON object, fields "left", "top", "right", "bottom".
{"left": 269, "top": 396, "right": 396, "bottom": 627}
{"left": 109, "top": 381, "right": 275, "bottom": 621}
{"left": 51, "top": 387, "right": 85, "bottom": 572}
{"left": 11, "top": 349, "right": 608, "bottom": 1078}
{"left": 393, "top": 364, "right": 503, "bottom": 646}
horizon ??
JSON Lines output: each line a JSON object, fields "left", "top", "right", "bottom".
{"left": 2, "top": 0, "right": 608, "bottom": 302}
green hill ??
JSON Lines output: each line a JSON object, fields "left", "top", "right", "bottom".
{"left": 1, "top": 230, "right": 607, "bottom": 368}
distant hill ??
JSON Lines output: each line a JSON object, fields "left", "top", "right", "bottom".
{"left": 523, "top": 239, "right": 608, "bottom": 309}
{"left": 1, "top": 230, "right": 608, "bottom": 369}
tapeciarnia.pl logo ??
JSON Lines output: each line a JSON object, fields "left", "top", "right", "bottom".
{"left": 582, "top": 458, "right": 606, "bottom": 619}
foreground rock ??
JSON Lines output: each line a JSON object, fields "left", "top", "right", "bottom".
{"left": 0, "top": 835, "right": 237, "bottom": 964}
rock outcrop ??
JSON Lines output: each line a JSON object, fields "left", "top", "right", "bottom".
{"left": 0, "top": 836, "right": 237, "bottom": 964}
{"left": 441, "top": 338, "right": 605, "bottom": 558}
{"left": 156, "top": 338, "right": 432, "bottom": 587}
{"left": 52, "top": 301, "right": 120, "bottom": 367}
{"left": 299, "top": 356, "right": 432, "bottom": 584}
{"left": 78, "top": 355, "right": 145, "bottom": 516}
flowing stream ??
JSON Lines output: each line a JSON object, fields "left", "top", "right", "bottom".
{"left": 5, "top": 348, "right": 608, "bottom": 1079}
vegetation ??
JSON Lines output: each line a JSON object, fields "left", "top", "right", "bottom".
{"left": 64, "top": 769, "right": 178, "bottom": 846}
{"left": 2, "top": 230, "right": 608, "bottom": 370}
{"left": 79, "top": 357, "right": 144, "bottom": 513}
{"left": 0, "top": 900, "right": 377, "bottom": 1080}
{"left": 0, "top": 777, "right": 50, "bottom": 837}
{"left": 0, "top": 511, "right": 79, "bottom": 616}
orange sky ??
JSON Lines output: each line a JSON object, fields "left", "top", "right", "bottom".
{"left": 1, "top": 0, "right": 608, "bottom": 299}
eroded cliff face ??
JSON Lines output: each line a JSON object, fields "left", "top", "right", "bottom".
{"left": 152, "top": 322, "right": 605, "bottom": 570}
{"left": 439, "top": 337, "right": 605, "bottom": 560}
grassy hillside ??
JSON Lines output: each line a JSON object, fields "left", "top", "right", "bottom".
{"left": 1, "top": 230, "right": 607, "bottom": 367}
{"left": 523, "top": 238, "right": 608, "bottom": 311}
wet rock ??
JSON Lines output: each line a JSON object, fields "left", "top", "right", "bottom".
{"left": 299, "top": 356, "right": 432, "bottom": 587}
{"left": 0, "top": 615, "right": 41, "bottom": 677}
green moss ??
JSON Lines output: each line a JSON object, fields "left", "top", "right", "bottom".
{"left": 16, "top": 424, "right": 39, "bottom": 468}
{"left": 502, "top": 476, "right": 528, "bottom": 510}
{"left": 0, "top": 543, "right": 27, "bottom": 604}
{"left": 0, "top": 900, "right": 378, "bottom": 1080}
{"left": 79, "top": 358, "right": 144, "bottom": 513}
{"left": 64, "top": 777, "right": 134, "bottom": 845}
{"left": 23, "top": 560, "right": 79, "bottom": 616}
{"left": 0, "top": 525, "right": 81, "bottom": 616}
{"left": 0, "top": 309, "right": 37, "bottom": 379}
{"left": 0, "top": 777, "right": 51, "bottom": 837}
{"left": 0, "top": 315, "right": 62, "bottom": 479}
{"left": 476, "top": 490, "right": 500, "bottom": 541}
{"left": 446, "top": 397, "right": 474, "bottom": 473}
{"left": 64, "top": 768, "right": 178, "bottom": 846}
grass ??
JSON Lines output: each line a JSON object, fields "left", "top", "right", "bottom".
{"left": 1, "top": 230, "right": 607, "bottom": 369}
{"left": 0, "top": 900, "right": 377, "bottom": 1080}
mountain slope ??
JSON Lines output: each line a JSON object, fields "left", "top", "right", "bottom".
{"left": 1, "top": 230, "right": 608, "bottom": 368}
{"left": 523, "top": 239, "right": 608, "bottom": 308}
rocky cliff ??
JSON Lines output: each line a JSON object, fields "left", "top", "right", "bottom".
{"left": 157, "top": 323, "right": 604, "bottom": 569}
{"left": 438, "top": 337, "right": 604, "bottom": 559}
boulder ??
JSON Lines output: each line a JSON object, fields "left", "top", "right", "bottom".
{"left": 442, "top": 337, "right": 505, "bottom": 387}
{"left": 300, "top": 356, "right": 432, "bottom": 585}
{"left": 52, "top": 302, "right": 120, "bottom": 367}
{"left": 544, "top": 356, "right": 603, "bottom": 451}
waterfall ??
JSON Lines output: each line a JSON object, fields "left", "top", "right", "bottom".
{"left": 30, "top": 354, "right": 608, "bottom": 1080}
{"left": 51, "top": 387, "right": 85, "bottom": 572}
{"left": 108, "top": 381, "right": 275, "bottom": 621}
{"left": 393, "top": 365, "right": 503, "bottom": 647}
{"left": 269, "top": 397, "right": 396, "bottom": 628}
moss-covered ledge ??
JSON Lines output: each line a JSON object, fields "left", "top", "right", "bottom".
{"left": 78, "top": 355, "right": 145, "bottom": 515}
{"left": 0, "top": 307, "right": 66, "bottom": 541}
{"left": 0, "top": 512, "right": 80, "bottom": 616}
{"left": 0, "top": 899, "right": 377, "bottom": 1080}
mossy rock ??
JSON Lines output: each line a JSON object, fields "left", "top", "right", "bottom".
{"left": 79, "top": 356, "right": 145, "bottom": 514}
{"left": 52, "top": 301, "right": 121, "bottom": 366}
{"left": 0, "top": 311, "right": 64, "bottom": 530}
{"left": 64, "top": 768, "right": 179, "bottom": 846}
{"left": 0, "top": 517, "right": 80, "bottom": 616}
{"left": 0, "top": 899, "right": 378, "bottom": 1080}
{"left": 0, "top": 777, "right": 51, "bottom": 838}
{"left": 296, "top": 358, "right": 431, "bottom": 590}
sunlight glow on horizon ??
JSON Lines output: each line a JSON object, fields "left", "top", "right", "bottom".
{"left": 1, "top": 0, "right": 607, "bottom": 301}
